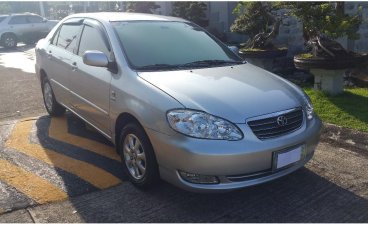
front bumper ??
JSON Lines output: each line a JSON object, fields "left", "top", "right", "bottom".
{"left": 146, "top": 116, "right": 322, "bottom": 192}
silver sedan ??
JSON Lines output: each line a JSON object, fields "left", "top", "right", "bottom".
{"left": 35, "top": 12, "right": 322, "bottom": 192}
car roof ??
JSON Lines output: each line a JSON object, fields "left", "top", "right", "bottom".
{"left": 10, "top": 13, "right": 39, "bottom": 16}
{"left": 67, "top": 12, "right": 188, "bottom": 23}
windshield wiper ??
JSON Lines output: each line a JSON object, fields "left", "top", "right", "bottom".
{"left": 137, "top": 60, "right": 245, "bottom": 71}
{"left": 181, "top": 60, "right": 245, "bottom": 68}
{"left": 137, "top": 64, "right": 180, "bottom": 71}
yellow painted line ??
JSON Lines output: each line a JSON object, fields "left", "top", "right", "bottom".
{"left": 48, "top": 117, "right": 120, "bottom": 161}
{"left": 5, "top": 119, "right": 121, "bottom": 189}
{"left": 0, "top": 159, "right": 68, "bottom": 204}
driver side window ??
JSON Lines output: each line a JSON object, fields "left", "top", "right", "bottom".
{"left": 56, "top": 24, "right": 82, "bottom": 54}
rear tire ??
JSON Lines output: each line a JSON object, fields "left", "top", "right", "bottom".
{"left": 1, "top": 33, "right": 17, "bottom": 49}
{"left": 118, "top": 123, "right": 159, "bottom": 189}
{"left": 42, "top": 77, "right": 65, "bottom": 116}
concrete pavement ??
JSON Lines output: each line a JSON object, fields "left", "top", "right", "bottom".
{"left": 0, "top": 45, "right": 45, "bottom": 121}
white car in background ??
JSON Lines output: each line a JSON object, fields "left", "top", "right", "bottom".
{"left": 0, "top": 13, "right": 58, "bottom": 48}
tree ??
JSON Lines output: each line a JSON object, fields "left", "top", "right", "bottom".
{"left": 125, "top": 2, "right": 160, "bottom": 14}
{"left": 230, "top": 2, "right": 281, "bottom": 49}
{"left": 279, "top": 2, "right": 362, "bottom": 58}
{"left": 171, "top": 2, "right": 208, "bottom": 27}
{"left": 279, "top": 2, "right": 361, "bottom": 41}
{"left": 230, "top": 2, "right": 277, "bottom": 37}
{"left": 0, "top": 2, "right": 10, "bottom": 14}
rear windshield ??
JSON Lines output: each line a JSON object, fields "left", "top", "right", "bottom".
{"left": 0, "top": 16, "right": 7, "bottom": 23}
{"left": 111, "top": 21, "right": 241, "bottom": 70}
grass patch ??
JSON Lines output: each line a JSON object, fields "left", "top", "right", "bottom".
{"left": 304, "top": 88, "right": 368, "bottom": 133}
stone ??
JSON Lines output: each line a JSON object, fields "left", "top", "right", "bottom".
{"left": 245, "top": 58, "right": 274, "bottom": 71}
{"left": 0, "top": 209, "right": 34, "bottom": 223}
{"left": 311, "top": 69, "right": 346, "bottom": 95}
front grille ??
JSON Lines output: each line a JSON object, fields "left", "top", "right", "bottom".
{"left": 248, "top": 108, "right": 303, "bottom": 140}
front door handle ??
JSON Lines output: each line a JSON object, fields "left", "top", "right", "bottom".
{"left": 47, "top": 50, "right": 52, "bottom": 59}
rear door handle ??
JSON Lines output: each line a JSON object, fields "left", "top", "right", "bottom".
{"left": 71, "top": 62, "right": 78, "bottom": 71}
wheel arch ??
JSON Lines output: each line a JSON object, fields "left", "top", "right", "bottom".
{"left": 1, "top": 32, "right": 17, "bottom": 39}
{"left": 0, "top": 32, "right": 17, "bottom": 44}
{"left": 39, "top": 69, "right": 48, "bottom": 87}
{"left": 114, "top": 112, "right": 146, "bottom": 154}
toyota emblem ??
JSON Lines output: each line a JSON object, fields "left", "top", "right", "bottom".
{"left": 276, "top": 116, "right": 288, "bottom": 126}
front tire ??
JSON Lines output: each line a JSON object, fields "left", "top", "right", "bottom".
{"left": 42, "top": 78, "right": 65, "bottom": 116}
{"left": 119, "top": 123, "right": 159, "bottom": 189}
{"left": 1, "top": 33, "right": 17, "bottom": 49}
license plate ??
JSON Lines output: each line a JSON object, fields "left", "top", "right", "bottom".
{"left": 274, "top": 146, "right": 303, "bottom": 169}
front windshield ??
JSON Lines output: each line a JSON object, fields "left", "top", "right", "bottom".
{"left": 111, "top": 21, "right": 242, "bottom": 70}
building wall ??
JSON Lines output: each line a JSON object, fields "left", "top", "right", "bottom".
{"left": 345, "top": 2, "right": 368, "bottom": 53}
{"left": 207, "top": 2, "right": 245, "bottom": 43}
{"left": 155, "top": 2, "right": 172, "bottom": 16}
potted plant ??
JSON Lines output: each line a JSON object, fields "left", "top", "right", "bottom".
{"left": 230, "top": 2, "right": 287, "bottom": 71}
{"left": 171, "top": 2, "right": 208, "bottom": 27}
{"left": 283, "top": 2, "right": 367, "bottom": 95}
{"left": 125, "top": 2, "right": 160, "bottom": 14}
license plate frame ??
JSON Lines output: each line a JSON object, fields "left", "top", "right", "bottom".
{"left": 272, "top": 145, "right": 304, "bottom": 170}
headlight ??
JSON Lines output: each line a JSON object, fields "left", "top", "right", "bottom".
{"left": 167, "top": 109, "right": 243, "bottom": 140}
{"left": 302, "top": 92, "right": 314, "bottom": 120}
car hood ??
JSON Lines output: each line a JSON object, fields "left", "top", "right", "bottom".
{"left": 138, "top": 63, "right": 303, "bottom": 123}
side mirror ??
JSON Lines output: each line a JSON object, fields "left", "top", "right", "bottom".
{"left": 43, "top": 18, "right": 47, "bottom": 23}
{"left": 228, "top": 45, "right": 239, "bottom": 55}
{"left": 83, "top": 50, "right": 109, "bottom": 67}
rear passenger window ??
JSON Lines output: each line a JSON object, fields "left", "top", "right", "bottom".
{"left": 8, "top": 16, "right": 28, "bottom": 25}
{"left": 27, "top": 15, "right": 43, "bottom": 23}
{"left": 78, "top": 25, "right": 110, "bottom": 57}
{"left": 56, "top": 24, "right": 82, "bottom": 54}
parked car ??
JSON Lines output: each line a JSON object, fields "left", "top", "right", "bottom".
{"left": 0, "top": 13, "right": 58, "bottom": 48}
{"left": 35, "top": 13, "right": 322, "bottom": 192}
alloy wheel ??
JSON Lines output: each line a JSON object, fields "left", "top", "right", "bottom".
{"left": 123, "top": 134, "right": 147, "bottom": 180}
{"left": 4, "top": 36, "right": 15, "bottom": 48}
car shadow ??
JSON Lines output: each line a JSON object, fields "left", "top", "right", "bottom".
{"left": 34, "top": 115, "right": 368, "bottom": 222}
{"left": 0, "top": 44, "right": 35, "bottom": 54}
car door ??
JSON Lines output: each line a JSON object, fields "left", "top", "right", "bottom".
{"left": 69, "top": 19, "right": 113, "bottom": 135}
{"left": 7, "top": 15, "right": 31, "bottom": 39}
{"left": 27, "top": 15, "right": 49, "bottom": 40}
{"left": 44, "top": 19, "right": 83, "bottom": 108}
